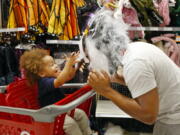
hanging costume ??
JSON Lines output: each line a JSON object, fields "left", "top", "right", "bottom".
{"left": 48, "top": 0, "right": 82, "bottom": 40}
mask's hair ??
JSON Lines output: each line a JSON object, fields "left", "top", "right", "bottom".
{"left": 85, "top": 8, "right": 130, "bottom": 74}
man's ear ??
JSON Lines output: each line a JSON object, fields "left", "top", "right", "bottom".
{"left": 120, "top": 49, "right": 126, "bottom": 56}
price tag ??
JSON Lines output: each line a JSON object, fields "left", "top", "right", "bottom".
{"left": 176, "top": 36, "right": 180, "bottom": 43}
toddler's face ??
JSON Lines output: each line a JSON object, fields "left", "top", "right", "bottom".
{"left": 41, "top": 55, "right": 61, "bottom": 78}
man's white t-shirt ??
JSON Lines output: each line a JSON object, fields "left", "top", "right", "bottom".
{"left": 122, "top": 42, "right": 180, "bottom": 124}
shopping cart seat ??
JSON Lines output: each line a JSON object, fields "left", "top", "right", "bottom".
{"left": 5, "top": 79, "right": 40, "bottom": 123}
{"left": 6, "top": 79, "right": 39, "bottom": 109}
{"left": 0, "top": 93, "right": 11, "bottom": 119}
{"left": 0, "top": 94, "right": 6, "bottom": 105}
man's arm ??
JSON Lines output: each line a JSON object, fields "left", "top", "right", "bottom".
{"left": 105, "top": 87, "right": 159, "bottom": 125}
{"left": 88, "top": 70, "right": 159, "bottom": 125}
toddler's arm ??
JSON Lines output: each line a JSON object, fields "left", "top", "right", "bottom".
{"left": 54, "top": 52, "right": 80, "bottom": 88}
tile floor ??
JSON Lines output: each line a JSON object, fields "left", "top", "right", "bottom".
{"left": 123, "top": 131, "right": 152, "bottom": 135}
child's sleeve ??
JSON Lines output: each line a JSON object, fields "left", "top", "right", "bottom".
{"left": 38, "top": 78, "right": 56, "bottom": 95}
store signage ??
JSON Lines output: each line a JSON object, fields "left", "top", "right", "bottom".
{"left": 20, "top": 131, "right": 30, "bottom": 135}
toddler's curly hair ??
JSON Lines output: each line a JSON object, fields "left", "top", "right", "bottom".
{"left": 20, "top": 49, "right": 49, "bottom": 85}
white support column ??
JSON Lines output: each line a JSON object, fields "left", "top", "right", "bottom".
{"left": 0, "top": 0, "right": 2, "bottom": 28}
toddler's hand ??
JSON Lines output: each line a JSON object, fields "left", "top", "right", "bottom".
{"left": 62, "top": 52, "right": 80, "bottom": 81}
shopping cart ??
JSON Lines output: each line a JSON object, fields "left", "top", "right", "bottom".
{"left": 0, "top": 79, "right": 95, "bottom": 135}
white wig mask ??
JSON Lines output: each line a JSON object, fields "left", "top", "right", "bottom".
{"left": 79, "top": 8, "right": 130, "bottom": 74}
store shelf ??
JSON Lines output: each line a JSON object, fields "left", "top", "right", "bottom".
{"left": 96, "top": 100, "right": 131, "bottom": 118}
{"left": 46, "top": 40, "right": 80, "bottom": 45}
{"left": 169, "top": 3, "right": 175, "bottom": 7}
{"left": 46, "top": 27, "right": 180, "bottom": 45}
{"left": 0, "top": 27, "right": 25, "bottom": 33}
{"left": 129, "top": 27, "right": 180, "bottom": 31}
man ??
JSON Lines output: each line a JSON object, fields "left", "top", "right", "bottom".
{"left": 80, "top": 8, "right": 180, "bottom": 135}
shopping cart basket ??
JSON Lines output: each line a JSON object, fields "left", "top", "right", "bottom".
{"left": 0, "top": 79, "right": 95, "bottom": 135}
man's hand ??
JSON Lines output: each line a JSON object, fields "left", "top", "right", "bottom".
{"left": 76, "top": 59, "right": 86, "bottom": 72}
{"left": 87, "top": 70, "right": 112, "bottom": 97}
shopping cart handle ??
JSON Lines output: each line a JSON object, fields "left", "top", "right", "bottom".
{"left": 36, "top": 90, "right": 95, "bottom": 122}
{"left": 0, "top": 90, "right": 95, "bottom": 122}
{"left": 0, "top": 83, "right": 85, "bottom": 93}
